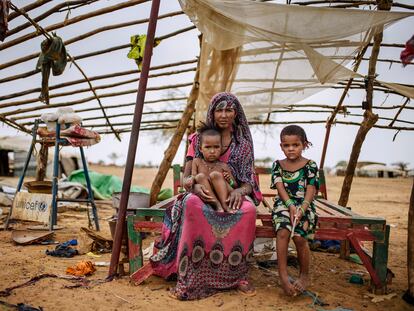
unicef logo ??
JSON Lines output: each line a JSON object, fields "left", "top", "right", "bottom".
{"left": 38, "top": 202, "right": 47, "bottom": 212}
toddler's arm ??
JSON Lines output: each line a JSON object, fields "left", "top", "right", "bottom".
{"left": 222, "top": 163, "right": 237, "bottom": 187}
{"left": 183, "top": 159, "right": 199, "bottom": 190}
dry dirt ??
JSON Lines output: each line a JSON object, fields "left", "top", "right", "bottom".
{"left": 0, "top": 165, "right": 413, "bottom": 311}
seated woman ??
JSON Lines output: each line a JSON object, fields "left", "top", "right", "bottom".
{"left": 150, "top": 92, "right": 262, "bottom": 300}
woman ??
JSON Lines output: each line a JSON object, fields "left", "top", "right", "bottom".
{"left": 150, "top": 92, "right": 262, "bottom": 300}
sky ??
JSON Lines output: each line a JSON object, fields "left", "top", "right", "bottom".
{"left": 0, "top": 0, "right": 413, "bottom": 170}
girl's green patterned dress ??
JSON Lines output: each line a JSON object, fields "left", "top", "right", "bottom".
{"left": 270, "top": 160, "right": 319, "bottom": 238}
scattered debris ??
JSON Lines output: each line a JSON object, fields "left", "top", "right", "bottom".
{"left": 0, "top": 300, "right": 44, "bottom": 311}
{"left": 364, "top": 292, "right": 397, "bottom": 303}
{"left": 46, "top": 241, "right": 78, "bottom": 258}
{"left": 66, "top": 260, "right": 96, "bottom": 277}
{"left": 11, "top": 230, "right": 54, "bottom": 245}
{"left": 79, "top": 227, "right": 112, "bottom": 254}
{"left": 349, "top": 274, "right": 364, "bottom": 285}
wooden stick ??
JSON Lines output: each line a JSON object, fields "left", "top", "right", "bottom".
{"left": 0, "top": 26, "right": 196, "bottom": 84}
{"left": 94, "top": 119, "right": 414, "bottom": 135}
{"left": 0, "top": 0, "right": 151, "bottom": 51}
{"left": 408, "top": 179, "right": 414, "bottom": 297}
{"left": 8, "top": 0, "right": 52, "bottom": 21}
{"left": 69, "top": 56, "right": 121, "bottom": 141}
{"left": 12, "top": 97, "right": 189, "bottom": 121}
{"left": 0, "top": 10, "right": 184, "bottom": 71}
{"left": 3, "top": 82, "right": 193, "bottom": 117}
{"left": 7, "top": 0, "right": 97, "bottom": 38}
{"left": 0, "top": 67, "right": 196, "bottom": 109}
{"left": 338, "top": 0, "right": 391, "bottom": 207}
{"left": 320, "top": 45, "right": 368, "bottom": 169}
{"left": 389, "top": 97, "right": 410, "bottom": 127}
{"left": 0, "top": 59, "right": 197, "bottom": 101}
{"left": 9, "top": 2, "right": 122, "bottom": 141}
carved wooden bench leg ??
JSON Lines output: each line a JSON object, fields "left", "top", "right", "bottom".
{"left": 127, "top": 215, "right": 144, "bottom": 274}
{"left": 372, "top": 224, "right": 390, "bottom": 293}
{"left": 347, "top": 232, "right": 382, "bottom": 288}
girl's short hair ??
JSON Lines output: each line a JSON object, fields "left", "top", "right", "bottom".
{"left": 280, "top": 125, "right": 312, "bottom": 148}
{"left": 197, "top": 122, "right": 221, "bottom": 144}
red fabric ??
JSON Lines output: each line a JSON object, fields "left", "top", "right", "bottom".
{"left": 151, "top": 193, "right": 256, "bottom": 300}
{"left": 37, "top": 125, "right": 100, "bottom": 147}
{"left": 401, "top": 35, "right": 414, "bottom": 67}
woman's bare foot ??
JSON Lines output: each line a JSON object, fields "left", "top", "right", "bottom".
{"left": 280, "top": 277, "right": 297, "bottom": 296}
{"left": 293, "top": 274, "right": 309, "bottom": 293}
{"left": 237, "top": 280, "right": 256, "bottom": 296}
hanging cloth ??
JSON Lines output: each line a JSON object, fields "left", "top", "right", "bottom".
{"left": 401, "top": 35, "right": 414, "bottom": 67}
{"left": 36, "top": 33, "right": 68, "bottom": 105}
{"left": 127, "top": 34, "right": 161, "bottom": 70}
{"left": 0, "top": 0, "right": 9, "bottom": 41}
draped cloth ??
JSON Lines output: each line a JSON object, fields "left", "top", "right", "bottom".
{"left": 36, "top": 34, "right": 68, "bottom": 105}
{"left": 177, "top": 0, "right": 414, "bottom": 122}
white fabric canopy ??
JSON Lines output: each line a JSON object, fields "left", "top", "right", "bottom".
{"left": 178, "top": 0, "right": 413, "bottom": 122}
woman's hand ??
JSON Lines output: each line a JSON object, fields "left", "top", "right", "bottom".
{"left": 192, "top": 183, "right": 215, "bottom": 203}
{"left": 226, "top": 188, "right": 244, "bottom": 210}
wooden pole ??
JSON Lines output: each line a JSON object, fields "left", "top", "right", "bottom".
{"left": 35, "top": 142, "right": 48, "bottom": 181}
{"left": 407, "top": 179, "right": 414, "bottom": 298}
{"left": 338, "top": 0, "right": 391, "bottom": 207}
{"left": 107, "top": 0, "right": 160, "bottom": 280}
{"left": 337, "top": 110, "right": 378, "bottom": 206}
{"left": 149, "top": 42, "right": 201, "bottom": 206}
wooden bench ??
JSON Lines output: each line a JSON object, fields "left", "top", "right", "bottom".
{"left": 127, "top": 164, "right": 390, "bottom": 291}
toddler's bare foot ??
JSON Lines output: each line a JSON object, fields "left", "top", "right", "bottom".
{"left": 280, "top": 277, "right": 297, "bottom": 296}
{"left": 215, "top": 202, "right": 225, "bottom": 212}
{"left": 293, "top": 274, "right": 309, "bottom": 293}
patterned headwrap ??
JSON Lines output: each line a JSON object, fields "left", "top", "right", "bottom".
{"left": 195, "top": 92, "right": 261, "bottom": 204}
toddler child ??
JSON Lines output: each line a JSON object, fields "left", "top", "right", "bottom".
{"left": 184, "top": 124, "right": 236, "bottom": 212}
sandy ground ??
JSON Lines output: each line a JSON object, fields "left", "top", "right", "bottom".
{"left": 0, "top": 165, "right": 413, "bottom": 311}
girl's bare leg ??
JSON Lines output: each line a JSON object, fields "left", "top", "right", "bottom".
{"left": 292, "top": 235, "right": 310, "bottom": 292}
{"left": 276, "top": 229, "right": 297, "bottom": 296}
{"left": 194, "top": 173, "right": 222, "bottom": 211}
{"left": 209, "top": 171, "right": 230, "bottom": 212}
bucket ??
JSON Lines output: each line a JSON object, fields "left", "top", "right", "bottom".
{"left": 112, "top": 192, "right": 150, "bottom": 211}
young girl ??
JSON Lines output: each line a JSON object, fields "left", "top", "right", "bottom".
{"left": 270, "top": 125, "right": 319, "bottom": 296}
{"left": 184, "top": 124, "right": 236, "bottom": 212}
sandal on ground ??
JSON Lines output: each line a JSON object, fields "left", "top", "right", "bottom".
{"left": 237, "top": 280, "right": 256, "bottom": 297}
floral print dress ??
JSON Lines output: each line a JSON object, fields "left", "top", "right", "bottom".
{"left": 270, "top": 160, "right": 319, "bottom": 238}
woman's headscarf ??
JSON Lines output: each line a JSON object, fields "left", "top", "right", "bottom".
{"left": 195, "top": 92, "right": 261, "bottom": 204}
